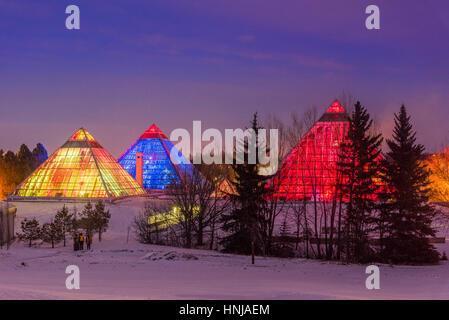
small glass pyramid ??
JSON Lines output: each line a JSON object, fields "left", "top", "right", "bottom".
{"left": 118, "top": 124, "right": 194, "bottom": 190}
{"left": 8, "top": 128, "right": 147, "bottom": 201}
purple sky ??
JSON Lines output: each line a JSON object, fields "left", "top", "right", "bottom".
{"left": 1, "top": 0, "right": 448, "bottom": 157}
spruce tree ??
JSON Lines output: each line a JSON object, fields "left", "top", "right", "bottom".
{"left": 338, "top": 101, "right": 383, "bottom": 263}
{"left": 220, "top": 113, "right": 268, "bottom": 263}
{"left": 93, "top": 200, "right": 111, "bottom": 242}
{"left": 16, "top": 144, "right": 33, "bottom": 180}
{"left": 31, "top": 143, "right": 48, "bottom": 169}
{"left": 17, "top": 218, "right": 41, "bottom": 247}
{"left": 78, "top": 201, "right": 95, "bottom": 236}
{"left": 4, "top": 151, "right": 21, "bottom": 195}
{"left": 380, "top": 105, "right": 439, "bottom": 264}
{"left": 41, "top": 220, "right": 63, "bottom": 248}
{"left": 16, "top": 144, "right": 33, "bottom": 165}
{"left": 278, "top": 214, "right": 294, "bottom": 257}
{"left": 54, "top": 205, "right": 74, "bottom": 247}
{"left": 79, "top": 201, "right": 111, "bottom": 242}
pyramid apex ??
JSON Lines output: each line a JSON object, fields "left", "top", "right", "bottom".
{"left": 139, "top": 124, "right": 168, "bottom": 139}
{"left": 326, "top": 100, "right": 346, "bottom": 113}
{"left": 70, "top": 127, "right": 96, "bottom": 141}
{"left": 317, "top": 100, "right": 349, "bottom": 123}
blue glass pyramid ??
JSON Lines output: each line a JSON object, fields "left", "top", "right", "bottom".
{"left": 117, "top": 124, "right": 193, "bottom": 190}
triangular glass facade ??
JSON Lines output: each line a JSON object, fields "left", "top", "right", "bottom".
{"left": 8, "top": 128, "right": 147, "bottom": 201}
{"left": 211, "top": 178, "right": 237, "bottom": 198}
{"left": 272, "top": 100, "right": 350, "bottom": 201}
{"left": 118, "top": 124, "right": 194, "bottom": 190}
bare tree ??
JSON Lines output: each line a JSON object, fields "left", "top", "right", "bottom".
{"left": 168, "top": 163, "right": 231, "bottom": 249}
{"left": 264, "top": 107, "right": 317, "bottom": 256}
{"left": 133, "top": 202, "right": 172, "bottom": 244}
{"left": 426, "top": 151, "right": 449, "bottom": 202}
{"left": 263, "top": 114, "right": 290, "bottom": 255}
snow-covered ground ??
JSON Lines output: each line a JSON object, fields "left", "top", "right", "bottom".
{"left": 1, "top": 198, "right": 449, "bottom": 300}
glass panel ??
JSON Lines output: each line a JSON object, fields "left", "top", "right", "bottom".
{"left": 272, "top": 111, "right": 349, "bottom": 201}
{"left": 118, "top": 135, "right": 194, "bottom": 190}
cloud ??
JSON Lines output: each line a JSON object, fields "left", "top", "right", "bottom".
{"left": 127, "top": 32, "right": 350, "bottom": 71}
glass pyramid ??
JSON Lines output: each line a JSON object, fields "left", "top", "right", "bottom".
{"left": 118, "top": 124, "right": 194, "bottom": 190}
{"left": 271, "top": 100, "right": 350, "bottom": 201}
{"left": 8, "top": 128, "right": 147, "bottom": 201}
{"left": 211, "top": 178, "right": 237, "bottom": 198}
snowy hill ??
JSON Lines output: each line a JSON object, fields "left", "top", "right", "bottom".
{"left": 1, "top": 198, "right": 449, "bottom": 300}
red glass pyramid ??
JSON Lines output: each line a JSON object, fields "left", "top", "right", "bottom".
{"left": 271, "top": 100, "right": 350, "bottom": 201}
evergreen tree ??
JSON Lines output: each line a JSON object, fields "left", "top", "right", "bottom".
{"left": 338, "top": 101, "right": 383, "bottom": 263}
{"left": 0, "top": 143, "right": 46, "bottom": 198}
{"left": 41, "top": 220, "right": 63, "bottom": 248}
{"left": 93, "top": 200, "right": 111, "bottom": 242}
{"left": 380, "top": 105, "right": 439, "bottom": 264}
{"left": 277, "top": 213, "right": 294, "bottom": 257}
{"left": 70, "top": 207, "right": 81, "bottom": 241}
{"left": 54, "top": 205, "right": 74, "bottom": 247}
{"left": 31, "top": 143, "right": 48, "bottom": 169}
{"left": 79, "top": 201, "right": 95, "bottom": 236}
{"left": 79, "top": 200, "right": 111, "bottom": 242}
{"left": 16, "top": 144, "right": 33, "bottom": 165}
{"left": 17, "top": 218, "right": 41, "bottom": 247}
{"left": 279, "top": 214, "right": 290, "bottom": 242}
{"left": 220, "top": 113, "right": 269, "bottom": 263}
{"left": 17, "top": 144, "right": 33, "bottom": 180}
{"left": 2, "top": 151, "right": 21, "bottom": 196}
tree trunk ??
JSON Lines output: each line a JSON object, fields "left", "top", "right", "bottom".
{"left": 303, "top": 201, "right": 309, "bottom": 259}
{"left": 197, "top": 219, "right": 204, "bottom": 246}
{"left": 295, "top": 216, "right": 300, "bottom": 250}
{"left": 185, "top": 222, "right": 192, "bottom": 248}
{"left": 155, "top": 223, "right": 159, "bottom": 244}
{"left": 336, "top": 198, "right": 343, "bottom": 260}
{"left": 313, "top": 197, "right": 321, "bottom": 258}
{"left": 251, "top": 239, "right": 255, "bottom": 265}
{"left": 209, "top": 219, "right": 215, "bottom": 250}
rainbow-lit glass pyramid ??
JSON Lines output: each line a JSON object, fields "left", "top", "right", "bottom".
{"left": 118, "top": 124, "right": 194, "bottom": 190}
{"left": 8, "top": 128, "right": 147, "bottom": 201}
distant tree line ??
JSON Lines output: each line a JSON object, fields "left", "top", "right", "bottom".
{"left": 0, "top": 143, "right": 48, "bottom": 199}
